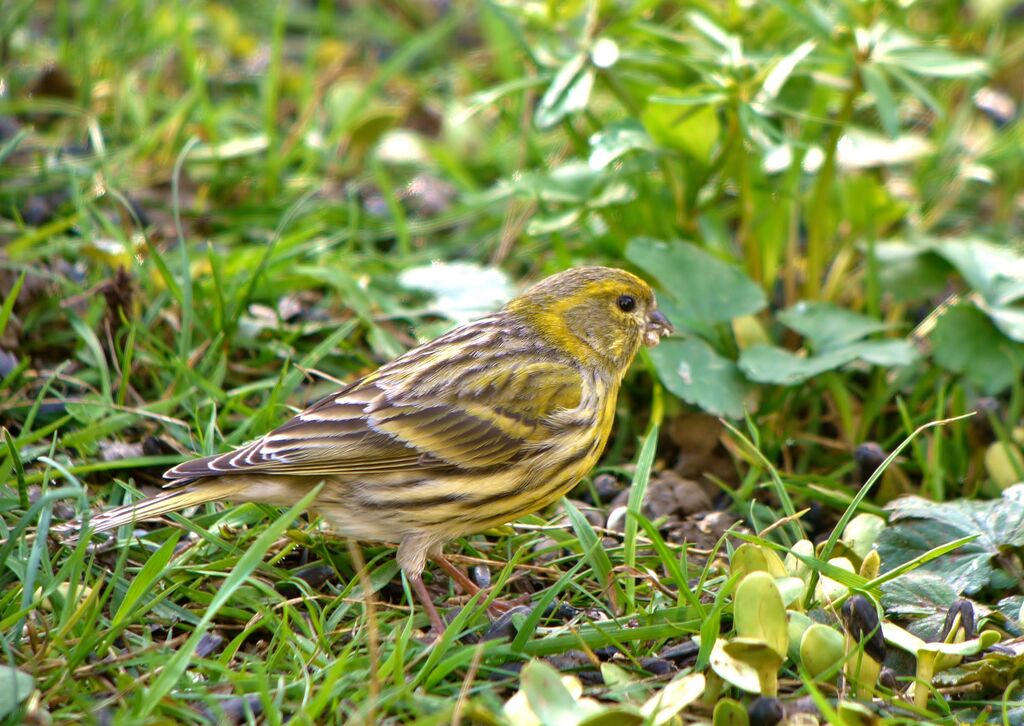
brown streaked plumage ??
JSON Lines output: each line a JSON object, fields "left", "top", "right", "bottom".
{"left": 60, "top": 266, "right": 673, "bottom": 633}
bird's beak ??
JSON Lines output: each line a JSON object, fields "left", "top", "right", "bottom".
{"left": 644, "top": 308, "right": 674, "bottom": 347}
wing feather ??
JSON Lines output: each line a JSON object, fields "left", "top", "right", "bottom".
{"left": 165, "top": 320, "right": 585, "bottom": 484}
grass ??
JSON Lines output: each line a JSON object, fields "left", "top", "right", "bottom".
{"left": 2, "top": 0, "right": 1024, "bottom": 723}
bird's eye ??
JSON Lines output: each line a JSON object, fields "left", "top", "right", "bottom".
{"left": 617, "top": 294, "right": 636, "bottom": 312}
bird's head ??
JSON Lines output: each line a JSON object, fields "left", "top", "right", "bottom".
{"left": 506, "top": 266, "right": 674, "bottom": 378}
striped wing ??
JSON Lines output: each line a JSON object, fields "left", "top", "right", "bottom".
{"left": 165, "top": 320, "right": 584, "bottom": 483}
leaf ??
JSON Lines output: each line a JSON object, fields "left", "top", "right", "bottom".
{"left": 980, "top": 302, "right": 1024, "bottom": 343}
{"left": 589, "top": 120, "right": 655, "bottom": 170}
{"left": 836, "top": 130, "right": 933, "bottom": 169}
{"left": 641, "top": 88, "right": 721, "bottom": 165}
{"left": 649, "top": 338, "right": 751, "bottom": 418}
{"left": 777, "top": 301, "right": 891, "bottom": 351}
{"left": 0, "top": 666, "right": 34, "bottom": 719}
{"left": 755, "top": 40, "right": 816, "bottom": 105}
{"left": 860, "top": 63, "right": 900, "bottom": 138}
{"left": 878, "top": 46, "right": 988, "bottom": 78}
{"left": 739, "top": 339, "right": 918, "bottom": 385}
{"left": 873, "top": 28, "right": 988, "bottom": 78}
{"left": 880, "top": 573, "right": 961, "bottom": 639}
{"left": 527, "top": 209, "right": 582, "bottom": 236}
{"left": 930, "top": 304, "right": 1024, "bottom": 394}
{"left": 521, "top": 660, "right": 584, "bottom": 726}
{"left": 535, "top": 53, "right": 594, "bottom": 130}
{"left": 874, "top": 241, "right": 952, "bottom": 303}
{"left": 400, "top": 263, "right": 512, "bottom": 324}
{"left": 626, "top": 237, "right": 766, "bottom": 329}
{"left": 876, "top": 485, "right": 1024, "bottom": 595}
{"left": 504, "top": 161, "right": 604, "bottom": 205}
{"left": 709, "top": 638, "right": 761, "bottom": 693}
{"left": 932, "top": 238, "right": 1024, "bottom": 305}
{"left": 640, "top": 673, "right": 705, "bottom": 725}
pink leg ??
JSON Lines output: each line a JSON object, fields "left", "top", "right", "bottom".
{"left": 408, "top": 570, "right": 446, "bottom": 635}
{"left": 432, "top": 554, "right": 524, "bottom": 615}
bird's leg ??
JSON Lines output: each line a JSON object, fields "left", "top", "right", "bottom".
{"left": 399, "top": 534, "right": 448, "bottom": 637}
{"left": 432, "top": 554, "right": 526, "bottom": 615}
{"left": 408, "top": 570, "right": 447, "bottom": 636}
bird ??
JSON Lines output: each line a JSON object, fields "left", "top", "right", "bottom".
{"left": 59, "top": 266, "right": 674, "bottom": 633}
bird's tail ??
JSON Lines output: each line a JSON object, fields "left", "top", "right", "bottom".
{"left": 55, "top": 481, "right": 249, "bottom": 542}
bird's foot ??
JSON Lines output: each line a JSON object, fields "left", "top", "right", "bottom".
{"left": 431, "top": 554, "right": 529, "bottom": 618}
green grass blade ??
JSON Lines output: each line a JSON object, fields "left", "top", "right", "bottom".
{"left": 136, "top": 484, "right": 322, "bottom": 717}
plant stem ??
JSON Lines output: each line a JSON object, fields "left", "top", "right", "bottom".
{"left": 804, "top": 69, "right": 862, "bottom": 300}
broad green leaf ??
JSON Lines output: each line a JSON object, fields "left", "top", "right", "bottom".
{"left": 930, "top": 304, "right": 1024, "bottom": 394}
{"left": 626, "top": 237, "right": 766, "bottom": 328}
{"left": 994, "top": 595, "right": 1023, "bottom": 636}
{"left": 877, "top": 485, "right": 1024, "bottom": 595}
{"left": 739, "top": 339, "right": 917, "bottom": 385}
{"left": 931, "top": 238, "right": 1024, "bottom": 305}
{"left": 535, "top": 53, "right": 594, "bottom": 130}
{"left": 880, "top": 573, "right": 961, "bottom": 639}
{"left": 874, "top": 241, "right": 952, "bottom": 303}
{"left": 649, "top": 338, "right": 751, "bottom": 418}
{"left": 641, "top": 88, "right": 721, "bottom": 165}
{"left": 0, "top": 666, "right": 34, "bottom": 719}
{"left": 777, "top": 301, "right": 890, "bottom": 351}
{"left": 981, "top": 302, "right": 1024, "bottom": 343}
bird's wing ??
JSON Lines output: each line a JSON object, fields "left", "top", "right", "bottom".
{"left": 164, "top": 356, "right": 583, "bottom": 483}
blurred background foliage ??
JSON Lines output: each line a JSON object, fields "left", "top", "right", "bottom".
{"left": 1, "top": 0, "right": 1024, "bottom": 721}
{"left": 3, "top": 0, "right": 1021, "bottom": 498}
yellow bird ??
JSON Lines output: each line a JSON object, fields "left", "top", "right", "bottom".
{"left": 65, "top": 266, "right": 673, "bottom": 633}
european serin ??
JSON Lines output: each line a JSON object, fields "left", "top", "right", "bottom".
{"left": 65, "top": 266, "right": 673, "bottom": 632}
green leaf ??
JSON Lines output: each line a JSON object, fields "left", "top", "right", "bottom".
{"left": 640, "top": 673, "right": 705, "bottom": 725}
{"left": 981, "top": 302, "right": 1024, "bottom": 343}
{"left": 0, "top": 666, "right": 34, "bottom": 719}
{"left": 878, "top": 46, "right": 988, "bottom": 78}
{"left": 777, "top": 301, "right": 891, "bottom": 351}
{"left": 874, "top": 241, "right": 952, "bottom": 303}
{"left": 860, "top": 63, "right": 900, "bottom": 138}
{"left": 521, "top": 660, "right": 584, "bottom": 726}
{"left": 110, "top": 531, "right": 184, "bottom": 629}
{"left": 880, "top": 573, "right": 960, "bottom": 639}
{"left": 624, "top": 425, "right": 659, "bottom": 608}
{"left": 535, "top": 53, "right": 594, "bottom": 130}
{"left": 641, "top": 88, "right": 721, "bottom": 165}
{"left": 589, "top": 120, "right": 654, "bottom": 170}
{"left": 399, "top": 262, "right": 512, "bottom": 324}
{"left": 876, "top": 485, "right": 1024, "bottom": 595}
{"left": 563, "top": 499, "right": 621, "bottom": 607}
{"left": 930, "top": 238, "right": 1024, "bottom": 305}
{"left": 649, "top": 338, "right": 751, "bottom": 418}
{"left": 873, "top": 27, "right": 988, "bottom": 78}
{"left": 739, "top": 340, "right": 917, "bottom": 385}
{"left": 930, "top": 304, "right": 1024, "bottom": 394}
{"left": 626, "top": 237, "right": 766, "bottom": 329}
